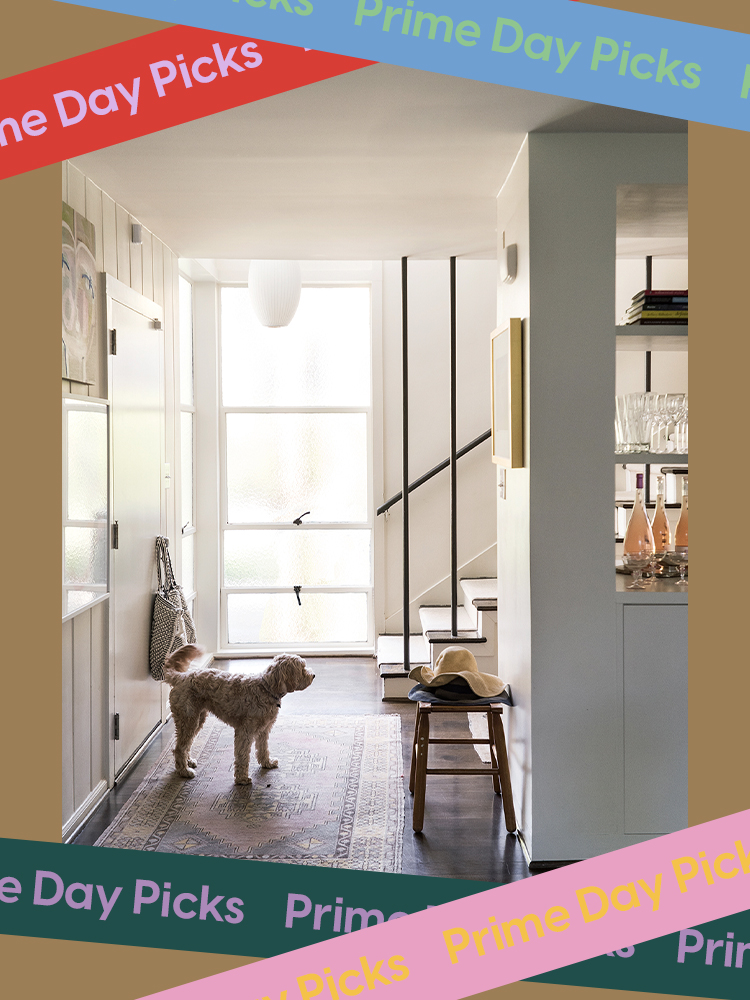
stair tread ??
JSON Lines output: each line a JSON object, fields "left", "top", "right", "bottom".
{"left": 419, "top": 606, "right": 475, "bottom": 632}
{"left": 377, "top": 634, "right": 430, "bottom": 667}
{"left": 460, "top": 578, "right": 498, "bottom": 610}
{"left": 425, "top": 631, "right": 487, "bottom": 644}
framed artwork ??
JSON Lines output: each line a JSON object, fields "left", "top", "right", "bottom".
{"left": 62, "top": 201, "right": 98, "bottom": 384}
{"left": 491, "top": 318, "right": 523, "bottom": 468}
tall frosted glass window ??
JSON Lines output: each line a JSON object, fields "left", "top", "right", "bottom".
{"left": 179, "top": 275, "right": 196, "bottom": 605}
{"left": 179, "top": 275, "right": 194, "bottom": 407}
{"left": 222, "top": 286, "right": 370, "bottom": 407}
{"left": 63, "top": 400, "right": 108, "bottom": 616}
{"left": 226, "top": 413, "right": 368, "bottom": 523}
{"left": 220, "top": 280, "right": 373, "bottom": 649}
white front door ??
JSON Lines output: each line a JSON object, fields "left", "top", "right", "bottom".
{"left": 109, "top": 280, "right": 165, "bottom": 775}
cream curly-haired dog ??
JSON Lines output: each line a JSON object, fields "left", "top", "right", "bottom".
{"left": 163, "top": 644, "right": 315, "bottom": 785}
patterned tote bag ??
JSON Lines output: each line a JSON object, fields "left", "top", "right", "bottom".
{"left": 149, "top": 536, "right": 197, "bottom": 680}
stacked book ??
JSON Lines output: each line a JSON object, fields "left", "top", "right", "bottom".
{"left": 624, "top": 289, "right": 688, "bottom": 325}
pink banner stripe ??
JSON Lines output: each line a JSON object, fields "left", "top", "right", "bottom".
{"left": 139, "top": 809, "right": 750, "bottom": 1000}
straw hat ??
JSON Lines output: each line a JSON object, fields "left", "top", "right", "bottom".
{"left": 408, "top": 646, "right": 508, "bottom": 699}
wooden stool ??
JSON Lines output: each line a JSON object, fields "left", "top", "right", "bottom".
{"left": 409, "top": 702, "right": 516, "bottom": 834}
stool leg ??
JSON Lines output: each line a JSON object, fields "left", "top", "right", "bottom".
{"left": 412, "top": 708, "right": 430, "bottom": 833}
{"left": 408, "top": 707, "right": 420, "bottom": 794}
{"left": 490, "top": 711, "right": 516, "bottom": 833}
{"left": 486, "top": 709, "right": 501, "bottom": 795}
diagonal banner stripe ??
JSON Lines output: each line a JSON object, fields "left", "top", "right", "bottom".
{"left": 53, "top": 0, "right": 750, "bottom": 131}
{"left": 129, "top": 808, "right": 750, "bottom": 1000}
{"left": 0, "top": 25, "right": 373, "bottom": 180}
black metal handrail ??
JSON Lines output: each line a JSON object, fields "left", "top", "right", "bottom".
{"left": 377, "top": 428, "right": 491, "bottom": 516}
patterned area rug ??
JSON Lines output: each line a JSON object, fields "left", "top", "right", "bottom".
{"left": 96, "top": 714, "right": 404, "bottom": 872}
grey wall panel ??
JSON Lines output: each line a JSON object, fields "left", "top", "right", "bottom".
{"left": 624, "top": 604, "right": 689, "bottom": 834}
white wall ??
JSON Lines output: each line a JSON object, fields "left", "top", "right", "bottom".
{"left": 62, "top": 160, "right": 180, "bottom": 837}
{"left": 495, "top": 139, "right": 533, "bottom": 848}
{"left": 380, "top": 259, "right": 498, "bottom": 632}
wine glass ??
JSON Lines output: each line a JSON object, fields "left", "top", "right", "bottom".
{"left": 622, "top": 552, "right": 652, "bottom": 590}
{"left": 675, "top": 548, "right": 688, "bottom": 587}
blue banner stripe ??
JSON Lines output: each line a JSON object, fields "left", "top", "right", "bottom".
{"left": 52, "top": 0, "right": 750, "bottom": 130}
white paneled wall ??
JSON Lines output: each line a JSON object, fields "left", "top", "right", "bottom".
{"left": 62, "top": 600, "right": 108, "bottom": 839}
{"left": 62, "top": 160, "right": 180, "bottom": 838}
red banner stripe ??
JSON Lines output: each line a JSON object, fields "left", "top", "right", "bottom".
{"left": 0, "top": 25, "right": 373, "bottom": 180}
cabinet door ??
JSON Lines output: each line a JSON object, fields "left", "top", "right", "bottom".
{"left": 623, "top": 604, "right": 688, "bottom": 834}
{"left": 111, "top": 295, "right": 165, "bottom": 775}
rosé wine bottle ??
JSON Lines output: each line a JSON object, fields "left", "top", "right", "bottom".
{"left": 651, "top": 475, "right": 671, "bottom": 554}
{"left": 623, "top": 473, "right": 655, "bottom": 558}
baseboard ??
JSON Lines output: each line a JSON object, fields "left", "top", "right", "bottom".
{"left": 114, "top": 718, "right": 168, "bottom": 786}
{"left": 62, "top": 779, "right": 109, "bottom": 843}
{"left": 516, "top": 827, "right": 531, "bottom": 865}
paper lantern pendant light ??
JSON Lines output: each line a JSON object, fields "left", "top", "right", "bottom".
{"left": 247, "top": 260, "right": 302, "bottom": 328}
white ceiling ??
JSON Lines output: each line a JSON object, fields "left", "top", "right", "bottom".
{"left": 72, "top": 64, "right": 686, "bottom": 261}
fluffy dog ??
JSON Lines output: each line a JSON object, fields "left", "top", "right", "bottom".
{"left": 163, "top": 645, "right": 315, "bottom": 785}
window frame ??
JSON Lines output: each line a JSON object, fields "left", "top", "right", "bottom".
{"left": 218, "top": 280, "right": 376, "bottom": 652}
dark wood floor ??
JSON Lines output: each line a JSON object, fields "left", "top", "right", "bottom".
{"left": 74, "top": 656, "right": 531, "bottom": 884}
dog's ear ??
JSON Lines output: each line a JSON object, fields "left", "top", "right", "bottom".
{"left": 268, "top": 654, "right": 293, "bottom": 695}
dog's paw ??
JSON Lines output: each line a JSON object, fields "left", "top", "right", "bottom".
{"left": 178, "top": 767, "right": 195, "bottom": 779}
{"left": 234, "top": 776, "right": 252, "bottom": 786}
{"left": 260, "top": 759, "right": 279, "bottom": 770}
{"left": 187, "top": 757, "right": 198, "bottom": 768}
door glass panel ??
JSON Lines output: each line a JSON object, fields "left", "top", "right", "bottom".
{"left": 64, "top": 526, "right": 107, "bottom": 585}
{"left": 222, "top": 286, "right": 371, "bottom": 407}
{"left": 226, "top": 413, "right": 368, "bottom": 523}
{"left": 66, "top": 408, "right": 107, "bottom": 521}
{"left": 66, "top": 590, "right": 100, "bottom": 615}
{"left": 181, "top": 411, "right": 193, "bottom": 528}
{"left": 224, "top": 529, "right": 371, "bottom": 587}
{"left": 227, "top": 592, "right": 368, "bottom": 644}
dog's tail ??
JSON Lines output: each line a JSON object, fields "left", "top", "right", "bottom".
{"left": 163, "top": 644, "right": 204, "bottom": 684}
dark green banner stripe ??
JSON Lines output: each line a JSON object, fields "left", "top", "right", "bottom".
{"left": 1, "top": 838, "right": 748, "bottom": 997}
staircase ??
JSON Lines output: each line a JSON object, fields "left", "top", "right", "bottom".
{"left": 378, "top": 578, "right": 498, "bottom": 701}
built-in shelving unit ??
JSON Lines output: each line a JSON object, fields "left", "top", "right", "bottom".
{"left": 615, "top": 453, "right": 687, "bottom": 463}
{"left": 615, "top": 325, "right": 687, "bottom": 352}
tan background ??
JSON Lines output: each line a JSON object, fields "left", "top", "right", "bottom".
{"left": 1, "top": 0, "right": 747, "bottom": 996}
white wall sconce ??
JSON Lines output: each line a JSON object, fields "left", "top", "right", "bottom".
{"left": 248, "top": 260, "right": 302, "bottom": 328}
{"left": 500, "top": 243, "right": 517, "bottom": 284}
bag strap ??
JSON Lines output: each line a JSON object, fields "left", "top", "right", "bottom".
{"left": 155, "top": 537, "right": 166, "bottom": 591}
{"left": 163, "top": 541, "right": 177, "bottom": 590}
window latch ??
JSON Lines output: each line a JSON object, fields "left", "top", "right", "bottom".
{"left": 294, "top": 586, "right": 302, "bottom": 606}
{"left": 293, "top": 512, "right": 311, "bottom": 525}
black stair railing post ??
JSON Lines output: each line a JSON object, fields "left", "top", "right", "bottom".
{"left": 402, "top": 256, "right": 410, "bottom": 673}
{"left": 450, "top": 256, "right": 459, "bottom": 638}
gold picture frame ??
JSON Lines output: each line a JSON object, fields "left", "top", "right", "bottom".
{"left": 491, "top": 318, "right": 523, "bottom": 468}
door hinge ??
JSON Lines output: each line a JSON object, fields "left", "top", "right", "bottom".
{"left": 113, "top": 713, "right": 120, "bottom": 741}
{"left": 110, "top": 328, "right": 117, "bottom": 355}
{"left": 111, "top": 521, "right": 119, "bottom": 549}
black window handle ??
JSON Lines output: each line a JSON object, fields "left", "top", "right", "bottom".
{"left": 294, "top": 586, "right": 302, "bottom": 606}
{"left": 293, "top": 511, "right": 311, "bottom": 525}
